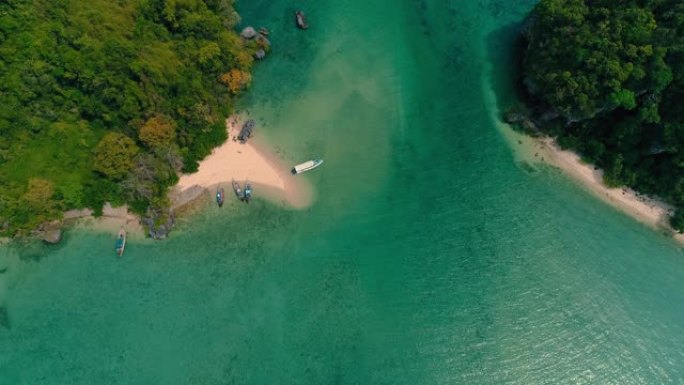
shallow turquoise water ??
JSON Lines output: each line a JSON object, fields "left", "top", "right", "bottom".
{"left": 2, "top": 1, "right": 684, "bottom": 383}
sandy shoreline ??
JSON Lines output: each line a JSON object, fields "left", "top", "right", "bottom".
{"left": 174, "top": 114, "right": 314, "bottom": 209}
{"left": 50, "top": 113, "right": 312, "bottom": 242}
{"left": 500, "top": 124, "right": 684, "bottom": 244}
{"left": 64, "top": 114, "right": 314, "bottom": 239}
{"left": 64, "top": 203, "right": 145, "bottom": 239}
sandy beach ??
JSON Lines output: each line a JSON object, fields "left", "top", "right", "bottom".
{"left": 64, "top": 203, "right": 145, "bottom": 239}
{"left": 174, "top": 114, "right": 314, "bottom": 209}
{"left": 500, "top": 124, "right": 684, "bottom": 244}
{"left": 60, "top": 114, "right": 313, "bottom": 240}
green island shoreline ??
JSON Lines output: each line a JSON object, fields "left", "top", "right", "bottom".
{"left": 0, "top": 0, "right": 272, "bottom": 242}
{"left": 503, "top": 0, "right": 684, "bottom": 240}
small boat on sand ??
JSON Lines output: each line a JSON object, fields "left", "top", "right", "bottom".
{"left": 292, "top": 159, "right": 324, "bottom": 175}
{"left": 216, "top": 187, "right": 224, "bottom": 207}
{"left": 115, "top": 227, "right": 126, "bottom": 257}
{"left": 232, "top": 179, "right": 243, "bottom": 200}
{"left": 243, "top": 182, "right": 253, "bottom": 203}
{"left": 295, "top": 11, "right": 308, "bottom": 29}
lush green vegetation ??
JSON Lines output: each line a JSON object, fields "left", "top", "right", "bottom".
{"left": 521, "top": 0, "right": 684, "bottom": 230}
{"left": 0, "top": 0, "right": 261, "bottom": 236}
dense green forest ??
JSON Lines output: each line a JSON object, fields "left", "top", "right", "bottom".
{"left": 0, "top": 0, "right": 262, "bottom": 236}
{"left": 521, "top": 0, "right": 684, "bottom": 230}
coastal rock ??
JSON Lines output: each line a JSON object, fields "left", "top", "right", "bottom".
{"left": 34, "top": 220, "right": 63, "bottom": 244}
{"left": 504, "top": 111, "right": 527, "bottom": 124}
{"left": 254, "top": 49, "right": 266, "bottom": 60}
{"left": 240, "top": 26, "right": 257, "bottom": 39}
{"left": 255, "top": 34, "right": 270, "bottom": 48}
{"left": 42, "top": 228, "right": 62, "bottom": 244}
{"left": 295, "top": 11, "right": 308, "bottom": 30}
{"left": 522, "top": 119, "right": 539, "bottom": 132}
{"left": 169, "top": 185, "right": 209, "bottom": 215}
{"left": 503, "top": 108, "right": 542, "bottom": 134}
{"left": 142, "top": 207, "right": 175, "bottom": 240}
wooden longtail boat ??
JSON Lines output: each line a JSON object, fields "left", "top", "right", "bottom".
{"left": 216, "top": 187, "right": 224, "bottom": 207}
{"left": 115, "top": 227, "right": 126, "bottom": 257}
{"left": 232, "top": 179, "right": 243, "bottom": 201}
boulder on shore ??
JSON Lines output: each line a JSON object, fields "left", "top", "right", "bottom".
{"left": 255, "top": 34, "right": 270, "bottom": 48}
{"left": 34, "top": 220, "right": 63, "bottom": 244}
{"left": 142, "top": 207, "right": 175, "bottom": 240}
{"left": 504, "top": 111, "right": 527, "bottom": 124}
{"left": 254, "top": 49, "right": 266, "bottom": 60}
{"left": 240, "top": 26, "right": 257, "bottom": 39}
{"left": 42, "top": 228, "right": 62, "bottom": 244}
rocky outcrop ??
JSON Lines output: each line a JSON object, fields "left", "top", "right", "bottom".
{"left": 42, "top": 228, "right": 62, "bottom": 244}
{"left": 504, "top": 110, "right": 527, "bottom": 124}
{"left": 170, "top": 185, "right": 208, "bottom": 212}
{"left": 255, "top": 34, "right": 270, "bottom": 48}
{"left": 295, "top": 11, "right": 308, "bottom": 29}
{"left": 142, "top": 207, "right": 175, "bottom": 240}
{"left": 241, "top": 25, "right": 270, "bottom": 59}
{"left": 33, "top": 220, "right": 63, "bottom": 244}
{"left": 240, "top": 26, "right": 257, "bottom": 39}
{"left": 504, "top": 108, "right": 541, "bottom": 134}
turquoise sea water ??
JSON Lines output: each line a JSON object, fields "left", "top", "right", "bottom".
{"left": 2, "top": 1, "right": 684, "bottom": 383}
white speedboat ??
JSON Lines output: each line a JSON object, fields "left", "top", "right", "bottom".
{"left": 292, "top": 159, "right": 323, "bottom": 175}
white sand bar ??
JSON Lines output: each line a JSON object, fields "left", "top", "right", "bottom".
{"left": 174, "top": 115, "right": 313, "bottom": 208}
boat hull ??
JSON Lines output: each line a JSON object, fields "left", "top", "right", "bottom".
{"left": 243, "top": 183, "right": 252, "bottom": 203}
{"left": 217, "top": 188, "right": 225, "bottom": 207}
{"left": 232, "top": 180, "right": 243, "bottom": 200}
{"left": 292, "top": 159, "right": 324, "bottom": 174}
{"left": 115, "top": 228, "right": 126, "bottom": 257}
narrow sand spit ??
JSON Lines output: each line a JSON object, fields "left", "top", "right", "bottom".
{"left": 500, "top": 125, "right": 684, "bottom": 244}
{"left": 67, "top": 114, "right": 313, "bottom": 239}
{"left": 174, "top": 114, "right": 314, "bottom": 209}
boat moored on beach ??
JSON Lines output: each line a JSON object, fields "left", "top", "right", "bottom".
{"left": 292, "top": 159, "right": 324, "bottom": 175}
{"left": 232, "top": 179, "right": 243, "bottom": 201}
{"left": 243, "top": 182, "right": 252, "bottom": 203}
{"left": 216, "top": 187, "right": 224, "bottom": 207}
{"left": 115, "top": 227, "right": 126, "bottom": 257}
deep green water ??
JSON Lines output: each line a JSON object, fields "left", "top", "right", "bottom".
{"left": 2, "top": 1, "right": 684, "bottom": 383}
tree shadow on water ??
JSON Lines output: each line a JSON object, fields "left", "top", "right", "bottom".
{"left": 485, "top": 21, "right": 530, "bottom": 117}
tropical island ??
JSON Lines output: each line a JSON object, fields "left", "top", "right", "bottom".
{"left": 0, "top": 0, "right": 273, "bottom": 240}
{"left": 511, "top": 0, "right": 684, "bottom": 232}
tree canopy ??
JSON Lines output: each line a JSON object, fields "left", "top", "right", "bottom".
{"left": 522, "top": 0, "right": 684, "bottom": 230}
{"left": 0, "top": 0, "right": 258, "bottom": 236}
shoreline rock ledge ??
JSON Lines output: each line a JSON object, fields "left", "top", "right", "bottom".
{"left": 240, "top": 26, "right": 257, "bottom": 39}
{"left": 33, "top": 220, "right": 63, "bottom": 244}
